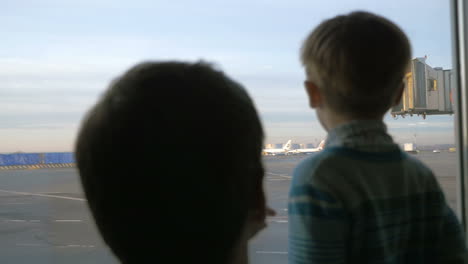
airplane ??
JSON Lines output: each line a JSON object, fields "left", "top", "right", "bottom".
{"left": 288, "top": 140, "right": 325, "bottom": 154}
{"left": 263, "top": 140, "right": 292, "bottom": 156}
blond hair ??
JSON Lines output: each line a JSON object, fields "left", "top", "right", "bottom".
{"left": 301, "top": 11, "right": 411, "bottom": 118}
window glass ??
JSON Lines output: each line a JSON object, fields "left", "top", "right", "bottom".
{"left": 1, "top": 1, "right": 459, "bottom": 263}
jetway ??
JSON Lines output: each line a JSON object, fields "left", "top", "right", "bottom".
{"left": 391, "top": 57, "right": 454, "bottom": 119}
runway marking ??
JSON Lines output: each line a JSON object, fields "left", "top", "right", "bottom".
{"left": 2, "top": 219, "right": 84, "bottom": 223}
{"left": 3, "top": 219, "right": 39, "bottom": 223}
{"left": 16, "top": 243, "right": 95, "bottom": 248}
{"left": 267, "top": 216, "right": 288, "bottom": 219}
{"left": 273, "top": 220, "right": 288, "bottom": 223}
{"left": 256, "top": 251, "right": 288, "bottom": 254}
{"left": 266, "top": 172, "right": 291, "bottom": 179}
{"left": 267, "top": 219, "right": 288, "bottom": 223}
{"left": 267, "top": 215, "right": 289, "bottom": 223}
{"left": 57, "top": 245, "right": 95, "bottom": 248}
{"left": 0, "top": 189, "right": 86, "bottom": 202}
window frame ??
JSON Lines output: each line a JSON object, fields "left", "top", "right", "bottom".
{"left": 451, "top": 0, "right": 468, "bottom": 239}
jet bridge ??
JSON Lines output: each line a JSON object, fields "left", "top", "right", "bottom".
{"left": 391, "top": 57, "right": 454, "bottom": 119}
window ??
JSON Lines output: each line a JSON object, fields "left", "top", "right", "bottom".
{"left": 428, "top": 78, "right": 437, "bottom": 91}
{"left": 1, "top": 1, "right": 466, "bottom": 263}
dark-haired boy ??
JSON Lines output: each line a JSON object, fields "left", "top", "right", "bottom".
{"left": 76, "top": 61, "right": 271, "bottom": 264}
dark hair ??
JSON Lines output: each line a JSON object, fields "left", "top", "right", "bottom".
{"left": 301, "top": 11, "right": 411, "bottom": 118}
{"left": 75, "top": 61, "right": 264, "bottom": 264}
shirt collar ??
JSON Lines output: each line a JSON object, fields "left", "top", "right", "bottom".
{"left": 325, "top": 120, "right": 398, "bottom": 152}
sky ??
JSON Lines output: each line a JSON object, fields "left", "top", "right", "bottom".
{"left": 1, "top": 0, "right": 456, "bottom": 152}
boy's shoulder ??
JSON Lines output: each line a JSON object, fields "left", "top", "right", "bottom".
{"left": 294, "top": 146, "right": 401, "bottom": 173}
{"left": 292, "top": 149, "right": 344, "bottom": 187}
{"left": 294, "top": 150, "right": 338, "bottom": 176}
{"left": 293, "top": 146, "right": 435, "bottom": 186}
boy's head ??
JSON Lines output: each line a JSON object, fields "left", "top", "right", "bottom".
{"left": 75, "top": 61, "right": 265, "bottom": 264}
{"left": 301, "top": 11, "right": 411, "bottom": 124}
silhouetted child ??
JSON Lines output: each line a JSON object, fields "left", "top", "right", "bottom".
{"left": 76, "top": 61, "right": 272, "bottom": 264}
{"left": 289, "top": 11, "right": 466, "bottom": 264}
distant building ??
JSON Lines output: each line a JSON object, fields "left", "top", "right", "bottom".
{"left": 291, "top": 143, "right": 300, "bottom": 150}
{"left": 299, "top": 144, "right": 306, "bottom": 149}
{"left": 404, "top": 143, "right": 419, "bottom": 154}
{"left": 274, "top": 143, "right": 283, "bottom": 149}
{"left": 264, "top": 144, "right": 274, "bottom": 149}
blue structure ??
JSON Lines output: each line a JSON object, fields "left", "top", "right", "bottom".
{"left": 44, "top": 153, "right": 75, "bottom": 164}
{"left": 0, "top": 153, "right": 75, "bottom": 166}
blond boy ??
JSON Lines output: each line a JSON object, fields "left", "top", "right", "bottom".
{"left": 288, "top": 11, "right": 466, "bottom": 264}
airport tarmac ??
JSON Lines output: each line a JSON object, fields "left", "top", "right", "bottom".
{"left": 0, "top": 152, "right": 458, "bottom": 264}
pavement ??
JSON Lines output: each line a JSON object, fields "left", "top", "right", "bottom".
{"left": 0, "top": 152, "right": 458, "bottom": 264}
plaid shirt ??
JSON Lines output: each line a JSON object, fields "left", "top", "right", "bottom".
{"left": 288, "top": 120, "right": 466, "bottom": 264}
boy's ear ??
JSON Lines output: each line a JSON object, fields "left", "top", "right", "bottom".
{"left": 393, "top": 82, "right": 405, "bottom": 106}
{"left": 304, "top": 81, "right": 323, "bottom": 108}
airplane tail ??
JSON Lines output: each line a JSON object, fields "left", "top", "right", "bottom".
{"left": 283, "top": 140, "right": 292, "bottom": 150}
{"left": 317, "top": 140, "right": 326, "bottom": 150}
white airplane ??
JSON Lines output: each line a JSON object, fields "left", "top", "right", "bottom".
{"left": 263, "top": 140, "right": 292, "bottom": 156}
{"left": 289, "top": 140, "right": 325, "bottom": 154}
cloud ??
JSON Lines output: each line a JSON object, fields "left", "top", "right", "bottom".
{"left": 0, "top": 0, "right": 454, "bottom": 151}
{"left": 0, "top": 57, "right": 127, "bottom": 81}
{"left": 0, "top": 122, "right": 78, "bottom": 131}
{"left": 0, "top": 127, "right": 77, "bottom": 153}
